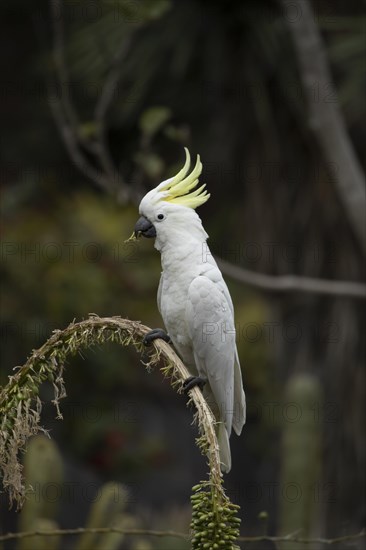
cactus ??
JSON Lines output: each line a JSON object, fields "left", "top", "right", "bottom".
{"left": 76, "top": 482, "right": 128, "bottom": 550}
{"left": 24, "top": 519, "right": 60, "bottom": 550}
{"left": 18, "top": 435, "right": 63, "bottom": 550}
{"left": 16, "top": 436, "right": 135, "bottom": 550}
{"left": 14, "top": 434, "right": 238, "bottom": 550}
{"left": 96, "top": 513, "right": 145, "bottom": 550}
{"left": 278, "top": 373, "right": 322, "bottom": 550}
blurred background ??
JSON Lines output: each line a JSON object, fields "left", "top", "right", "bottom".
{"left": 1, "top": 0, "right": 365, "bottom": 548}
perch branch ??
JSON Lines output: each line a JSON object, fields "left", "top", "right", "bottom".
{"left": 0, "top": 315, "right": 239, "bottom": 548}
{"left": 1, "top": 316, "right": 241, "bottom": 545}
{"left": 280, "top": 0, "right": 366, "bottom": 252}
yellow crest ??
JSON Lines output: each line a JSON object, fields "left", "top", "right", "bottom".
{"left": 158, "top": 148, "right": 210, "bottom": 209}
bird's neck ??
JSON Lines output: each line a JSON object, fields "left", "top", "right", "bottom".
{"left": 157, "top": 231, "right": 210, "bottom": 272}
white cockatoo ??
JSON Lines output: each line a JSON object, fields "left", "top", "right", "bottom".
{"left": 133, "top": 148, "right": 246, "bottom": 472}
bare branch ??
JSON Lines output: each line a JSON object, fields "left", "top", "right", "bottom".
{"left": 280, "top": 0, "right": 366, "bottom": 252}
{"left": 93, "top": 39, "right": 133, "bottom": 202}
{"left": 0, "top": 527, "right": 188, "bottom": 543}
{"left": 49, "top": 0, "right": 130, "bottom": 200}
{"left": 238, "top": 530, "right": 366, "bottom": 545}
{"left": 217, "top": 258, "right": 366, "bottom": 299}
{"left": 48, "top": 94, "right": 114, "bottom": 193}
{"left": 50, "top": 0, "right": 99, "bottom": 157}
{"left": 0, "top": 527, "right": 364, "bottom": 546}
{"left": 50, "top": 0, "right": 81, "bottom": 137}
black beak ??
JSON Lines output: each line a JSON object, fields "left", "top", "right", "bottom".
{"left": 134, "top": 216, "right": 156, "bottom": 238}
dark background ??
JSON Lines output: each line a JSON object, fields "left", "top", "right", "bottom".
{"left": 1, "top": 0, "right": 365, "bottom": 548}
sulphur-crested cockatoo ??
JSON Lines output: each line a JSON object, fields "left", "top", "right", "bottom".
{"left": 133, "top": 148, "right": 246, "bottom": 472}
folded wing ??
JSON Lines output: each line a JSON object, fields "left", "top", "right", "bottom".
{"left": 186, "top": 276, "right": 237, "bottom": 436}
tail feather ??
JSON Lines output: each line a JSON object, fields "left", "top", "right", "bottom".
{"left": 217, "top": 422, "right": 231, "bottom": 473}
{"left": 233, "top": 353, "right": 246, "bottom": 435}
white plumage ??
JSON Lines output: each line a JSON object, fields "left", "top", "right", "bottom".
{"left": 135, "top": 149, "right": 246, "bottom": 472}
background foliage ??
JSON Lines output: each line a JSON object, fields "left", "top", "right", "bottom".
{"left": 1, "top": 0, "right": 365, "bottom": 547}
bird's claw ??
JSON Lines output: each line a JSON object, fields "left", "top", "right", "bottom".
{"left": 182, "top": 376, "right": 206, "bottom": 394}
{"left": 143, "top": 328, "right": 171, "bottom": 346}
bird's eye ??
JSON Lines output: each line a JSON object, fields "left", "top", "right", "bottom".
{"left": 157, "top": 213, "right": 165, "bottom": 221}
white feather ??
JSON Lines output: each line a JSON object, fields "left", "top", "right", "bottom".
{"left": 139, "top": 188, "right": 245, "bottom": 472}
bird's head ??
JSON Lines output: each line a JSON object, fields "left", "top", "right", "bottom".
{"left": 134, "top": 148, "right": 210, "bottom": 247}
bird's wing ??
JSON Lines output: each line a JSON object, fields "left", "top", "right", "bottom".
{"left": 203, "top": 263, "right": 246, "bottom": 433}
{"left": 186, "top": 275, "right": 235, "bottom": 435}
{"left": 202, "top": 254, "right": 235, "bottom": 318}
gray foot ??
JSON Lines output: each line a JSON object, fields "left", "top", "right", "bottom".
{"left": 143, "top": 328, "right": 171, "bottom": 346}
{"left": 182, "top": 376, "right": 206, "bottom": 394}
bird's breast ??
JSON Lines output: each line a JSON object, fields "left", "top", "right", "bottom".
{"left": 159, "top": 272, "right": 190, "bottom": 339}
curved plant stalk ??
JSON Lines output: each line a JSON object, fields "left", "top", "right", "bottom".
{"left": 0, "top": 315, "right": 241, "bottom": 549}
